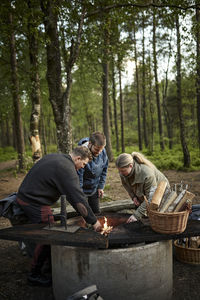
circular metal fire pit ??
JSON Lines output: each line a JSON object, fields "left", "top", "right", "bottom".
{"left": 52, "top": 213, "right": 172, "bottom": 300}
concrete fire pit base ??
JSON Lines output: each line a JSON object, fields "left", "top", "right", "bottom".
{"left": 52, "top": 240, "right": 172, "bottom": 300}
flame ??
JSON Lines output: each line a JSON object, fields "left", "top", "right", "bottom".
{"left": 100, "top": 217, "right": 113, "bottom": 236}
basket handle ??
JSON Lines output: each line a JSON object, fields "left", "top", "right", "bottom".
{"left": 144, "top": 195, "right": 149, "bottom": 208}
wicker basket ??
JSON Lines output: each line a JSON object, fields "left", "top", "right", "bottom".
{"left": 174, "top": 240, "right": 200, "bottom": 265}
{"left": 147, "top": 209, "right": 189, "bottom": 234}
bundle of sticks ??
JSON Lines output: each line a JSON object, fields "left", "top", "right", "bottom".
{"left": 177, "top": 236, "right": 200, "bottom": 249}
{"left": 148, "top": 181, "right": 195, "bottom": 213}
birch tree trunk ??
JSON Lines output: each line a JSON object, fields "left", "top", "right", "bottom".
{"left": 27, "top": 0, "right": 42, "bottom": 162}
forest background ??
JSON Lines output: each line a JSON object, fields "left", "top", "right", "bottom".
{"left": 1, "top": 0, "right": 200, "bottom": 172}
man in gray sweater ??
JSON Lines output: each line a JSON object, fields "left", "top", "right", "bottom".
{"left": 17, "top": 146, "right": 101, "bottom": 286}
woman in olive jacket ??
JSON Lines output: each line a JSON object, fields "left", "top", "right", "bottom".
{"left": 116, "top": 152, "right": 170, "bottom": 223}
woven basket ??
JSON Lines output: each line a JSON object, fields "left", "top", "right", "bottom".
{"left": 174, "top": 240, "right": 200, "bottom": 265}
{"left": 147, "top": 209, "right": 189, "bottom": 234}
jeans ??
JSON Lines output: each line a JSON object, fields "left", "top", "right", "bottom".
{"left": 16, "top": 198, "right": 53, "bottom": 274}
{"left": 86, "top": 191, "right": 100, "bottom": 214}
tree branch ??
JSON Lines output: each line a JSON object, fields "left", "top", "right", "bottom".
{"left": 86, "top": 2, "right": 200, "bottom": 18}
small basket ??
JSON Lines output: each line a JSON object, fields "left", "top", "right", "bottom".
{"left": 147, "top": 209, "right": 189, "bottom": 234}
{"left": 174, "top": 240, "right": 200, "bottom": 265}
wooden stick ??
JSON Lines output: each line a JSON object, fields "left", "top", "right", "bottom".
{"left": 144, "top": 195, "right": 149, "bottom": 207}
{"left": 159, "top": 191, "right": 177, "bottom": 212}
{"left": 167, "top": 190, "right": 186, "bottom": 212}
{"left": 174, "top": 191, "right": 195, "bottom": 212}
{"left": 149, "top": 181, "right": 167, "bottom": 211}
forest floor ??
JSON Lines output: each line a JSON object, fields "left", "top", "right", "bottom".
{"left": 0, "top": 160, "right": 200, "bottom": 299}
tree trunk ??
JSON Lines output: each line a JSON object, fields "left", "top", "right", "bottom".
{"left": 134, "top": 28, "right": 142, "bottom": 151}
{"left": 112, "top": 60, "right": 119, "bottom": 152}
{"left": 176, "top": 14, "right": 190, "bottom": 168}
{"left": 41, "top": 0, "right": 66, "bottom": 152}
{"left": 109, "top": 101, "right": 114, "bottom": 135}
{"left": 9, "top": 11, "right": 25, "bottom": 170}
{"left": 0, "top": 118, "right": 5, "bottom": 147}
{"left": 118, "top": 66, "right": 125, "bottom": 153}
{"left": 27, "top": 0, "right": 42, "bottom": 162}
{"left": 162, "top": 93, "right": 173, "bottom": 150}
{"left": 41, "top": 0, "right": 84, "bottom": 154}
{"left": 6, "top": 116, "right": 11, "bottom": 146}
{"left": 102, "top": 23, "right": 113, "bottom": 161}
{"left": 102, "top": 59, "right": 113, "bottom": 161}
{"left": 162, "top": 38, "right": 173, "bottom": 149}
{"left": 142, "top": 15, "right": 148, "bottom": 148}
{"left": 40, "top": 107, "right": 47, "bottom": 155}
{"left": 153, "top": 8, "right": 164, "bottom": 151}
{"left": 196, "top": 3, "right": 200, "bottom": 150}
{"left": 147, "top": 55, "right": 154, "bottom": 153}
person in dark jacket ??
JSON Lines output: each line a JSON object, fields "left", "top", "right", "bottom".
{"left": 17, "top": 146, "right": 102, "bottom": 286}
{"left": 78, "top": 132, "right": 108, "bottom": 214}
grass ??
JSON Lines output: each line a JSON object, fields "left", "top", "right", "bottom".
{"left": 1, "top": 145, "right": 200, "bottom": 172}
{"left": 0, "top": 145, "right": 58, "bottom": 174}
{"left": 0, "top": 147, "right": 18, "bottom": 162}
{"left": 113, "top": 145, "right": 200, "bottom": 171}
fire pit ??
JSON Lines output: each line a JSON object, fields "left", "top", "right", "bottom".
{"left": 52, "top": 213, "right": 172, "bottom": 300}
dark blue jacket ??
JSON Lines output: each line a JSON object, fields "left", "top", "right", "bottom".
{"left": 78, "top": 137, "right": 108, "bottom": 196}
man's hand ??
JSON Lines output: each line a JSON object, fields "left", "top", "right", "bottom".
{"left": 126, "top": 215, "right": 137, "bottom": 223}
{"left": 93, "top": 220, "right": 102, "bottom": 232}
{"left": 98, "top": 189, "right": 104, "bottom": 198}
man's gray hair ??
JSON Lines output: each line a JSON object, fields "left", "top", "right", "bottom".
{"left": 71, "top": 146, "right": 92, "bottom": 161}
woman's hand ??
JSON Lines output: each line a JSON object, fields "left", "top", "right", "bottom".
{"left": 132, "top": 197, "right": 140, "bottom": 207}
{"left": 126, "top": 215, "right": 137, "bottom": 223}
{"left": 93, "top": 220, "right": 102, "bottom": 231}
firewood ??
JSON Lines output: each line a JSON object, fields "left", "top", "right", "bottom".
{"left": 149, "top": 181, "right": 167, "bottom": 211}
{"left": 174, "top": 191, "right": 195, "bottom": 212}
{"left": 167, "top": 189, "right": 186, "bottom": 212}
{"left": 159, "top": 191, "right": 177, "bottom": 212}
{"left": 189, "top": 236, "right": 200, "bottom": 249}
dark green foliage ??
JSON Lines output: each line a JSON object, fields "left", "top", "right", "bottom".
{"left": 0, "top": 0, "right": 200, "bottom": 169}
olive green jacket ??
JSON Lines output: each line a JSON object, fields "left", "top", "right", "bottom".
{"left": 120, "top": 161, "right": 170, "bottom": 220}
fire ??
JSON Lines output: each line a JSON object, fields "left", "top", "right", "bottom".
{"left": 100, "top": 217, "right": 113, "bottom": 236}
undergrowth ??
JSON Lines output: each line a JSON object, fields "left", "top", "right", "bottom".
{"left": 1, "top": 145, "right": 200, "bottom": 172}
{"left": 113, "top": 145, "right": 200, "bottom": 171}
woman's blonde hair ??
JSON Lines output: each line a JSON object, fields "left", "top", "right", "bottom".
{"left": 131, "top": 152, "right": 156, "bottom": 169}
{"left": 116, "top": 151, "right": 156, "bottom": 170}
